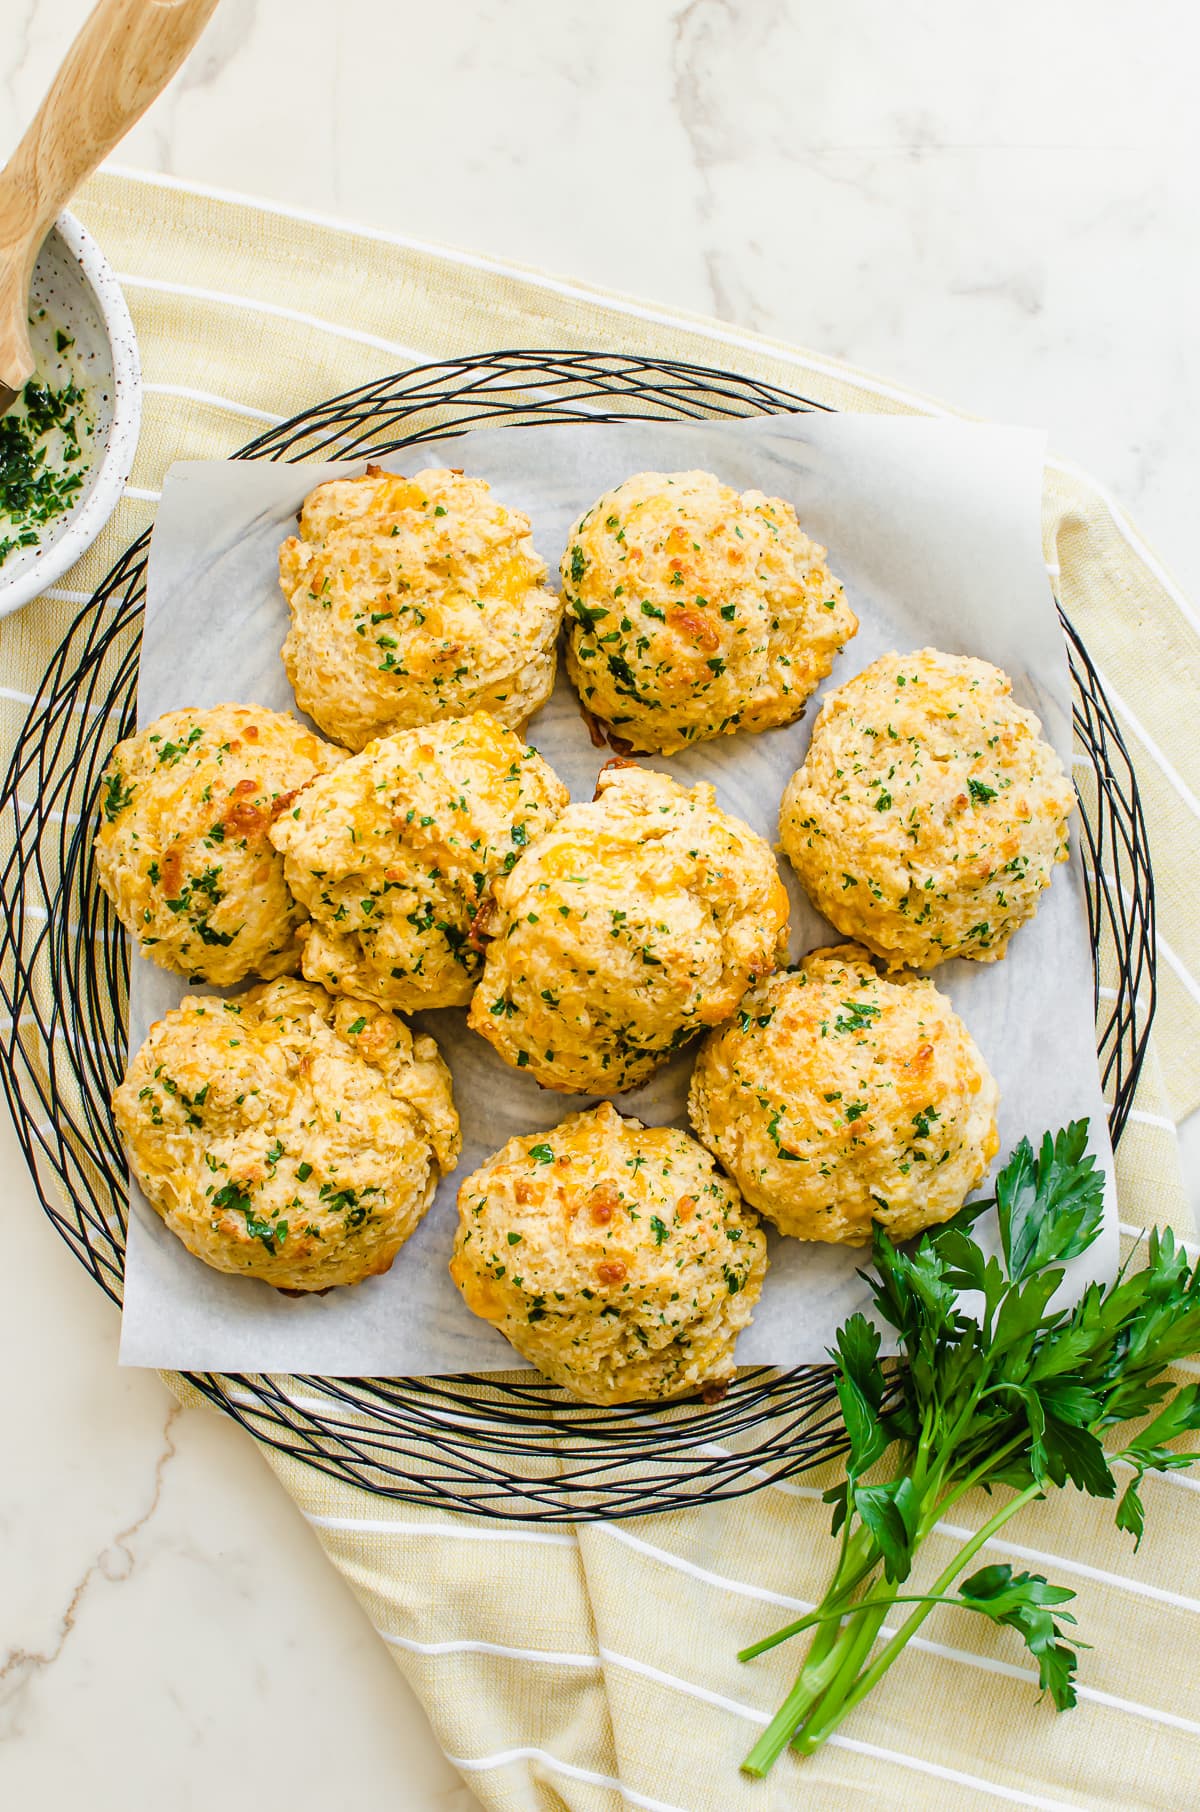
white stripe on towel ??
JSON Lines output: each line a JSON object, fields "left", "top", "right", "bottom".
{"left": 116, "top": 270, "right": 427, "bottom": 362}
{"left": 388, "top": 1612, "right": 1200, "bottom": 1742}
{"left": 600, "top": 1521, "right": 812, "bottom": 1611}
{"left": 303, "top": 1511, "right": 574, "bottom": 1545}
{"left": 1092, "top": 671, "right": 1200, "bottom": 823}
{"left": 1046, "top": 456, "right": 1200, "bottom": 642}
{"left": 443, "top": 1746, "right": 691, "bottom": 1812}
{"left": 599, "top": 1643, "right": 1178, "bottom": 1803}
{"left": 379, "top": 1631, "right": 598, "bottom": 1666}
{"left": 143, "top": 381, "right": 285, "bottom": 424}
{"left": 1123, "top": 1107, "right": 1178, "bottom": 1133}
{"left": 935, "top": 1521, "right": 1200, "bottom": 1612}
{"left": 597, "top": 1522, "right": 1200, "bottom": 1735}
{"left": 1158, "top": 935, "right": 1200, "bottom": 1010}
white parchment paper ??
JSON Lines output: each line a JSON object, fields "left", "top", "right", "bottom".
{"left": 118, "top": 415, "right": 1116, "bottom": 1374}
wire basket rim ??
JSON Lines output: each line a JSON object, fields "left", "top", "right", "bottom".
{"left": 0, "top": 347, "right": 1156, "bottom": 1519}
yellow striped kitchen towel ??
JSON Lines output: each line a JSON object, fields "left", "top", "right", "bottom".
{"left": 3, "top": 169, "right": 1199, "bottom": 1811}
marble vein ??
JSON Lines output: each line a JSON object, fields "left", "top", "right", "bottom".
{"left": 0, "top": 1403, "right": 180, "bottom": 1730}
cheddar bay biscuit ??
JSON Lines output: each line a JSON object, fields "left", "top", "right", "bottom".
{"left": 113, "top": 979, "right": 459, "bottom": 1290}
{"left": 269, "top": 712, "right": 569, "bottom": 1013}
{"left": 95, "top": 703, "right": 343, "bottom": 985}
{"left": 468, "top": 762, "right": 790, "bottom": 1094}
{"left": 450, "top": 1101, "right": 767, "bottom": 1403}
{"left": 780, "top": 649, "right": 1074, "bottom": 970}
{"left": 689, "top": 944, "right": 1000, "bottom": 1245}
{"left": 280, "top": 466, "right": 562, "bottom": 750}
{"left": 563, "top": 469, "right": 856, "bottom": 754}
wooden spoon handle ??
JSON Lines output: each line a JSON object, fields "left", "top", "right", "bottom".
{"left": 0, "top": 0, "right": 220, "bottom": 387}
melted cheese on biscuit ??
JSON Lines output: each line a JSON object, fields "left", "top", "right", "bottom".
{"left": 450, "top": 1101, "right": 767, "bottom": 1403}
{"left": 689, "top": 944, "right": 999, "bottom": 1245}
{"left": 780, "top": 648, "right": 1074, "bottom": 969}
{"left": 280, "top": 467, "right": 562, "bottom": 751}
{"left": 113, "top": 978, "right": 459, "bottom": 1289}
{"left": 468, "top": 763, "right": 790, "bottom": 1094}
{"left": 563, "top": 469, "right": 856, "bottom": 754}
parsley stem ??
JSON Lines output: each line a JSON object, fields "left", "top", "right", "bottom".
{"left": 737, "top": 1547, "right": 882, "bottom": 1661}
{"left": 753, "top": 1586, "right": 1030, "bottom": 1632}
{"left": 737, "top": 1612, "right": 821, "bottom": 1662}
{"left": 740, "top": 1527, "right": 882, "bottom": 1772}
{"left": 740, "top": 1614, "right": 848, "bottom": 1778}
{"left": 791, "top": 1595, "right": 894, "bottom": 1753}
{"left": 793, "top": 1483, "right": 1043, "bottom": 1756}
{"left": 927, "top": 1429, "right": 1034, "bottom": 1524}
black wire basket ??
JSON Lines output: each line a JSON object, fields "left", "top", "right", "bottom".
{"left": 0, "top": 351, "right": 1156, "bottom": 1520}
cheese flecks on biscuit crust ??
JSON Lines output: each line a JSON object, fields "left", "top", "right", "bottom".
{"left": 468, "top": 762, "right": 790, "bottom": 1094}
{"left": 689, "top": 944, "right": 999, "bottom": 1245}
{"left": 563, "top": 469, "right": 856, "bottom": 755}
{"left": 280, "top": 466, "right": 563, "bottom": 751}
{"left": 450, "top": 1101, "right": 767, "bottom": 1404}
{"left": 95, "top": 703, "right": 344, "bottom": 986}
{"left": 113, "top": 978, "right": 459, "bottom": 1290}
{"left": 269, "top": 712, "right": 569, "bottom": 1013}
{"left": 780, "top": 648, "right": 1074, "bottom": 970}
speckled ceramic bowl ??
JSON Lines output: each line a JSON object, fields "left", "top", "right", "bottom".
{"left": 0, "top": 209, "right": 141, "bottom": 620}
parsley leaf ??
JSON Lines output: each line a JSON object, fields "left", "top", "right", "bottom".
{"left": 739, "top": 1121, "right": 1200, "bottom": 1779}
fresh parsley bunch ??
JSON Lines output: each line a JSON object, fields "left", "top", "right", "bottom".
{"left": 741, "top": 1121, "right": 1200, "bottom": 1776}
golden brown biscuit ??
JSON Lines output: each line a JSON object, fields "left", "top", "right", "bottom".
{"left": 112, "top": 978, "right": 459, "bottom": 1290}
{"left": 269, "top": 712, "right": 569, "bottom": 1012}
{"left": 688, "top": 944, "right": 999, "bottom": 1245}
{"left": 94, "top": 703, "right": 344, "bottom": 986}
{"left": 280, "top": 466, "right": 562, "bottom": 750}
{"left": 449, "top": 1101, "right": 767, "bottom": 1403}
{"left": 562, "top": 469, "right": 856, "bottom": 754}
{"left": 468, "top": 762, "right": 790, "bottom": 1094}
{"left": 779, "top": 649, "right": 1075, "bottom": 970}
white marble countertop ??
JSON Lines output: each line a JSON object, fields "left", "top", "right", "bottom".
{"left": 2, "top": 4, "right": 1197, "bottom": 1806}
